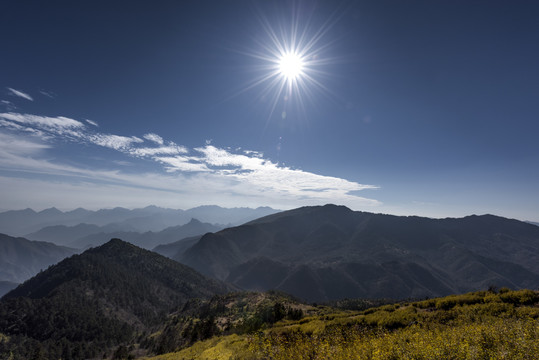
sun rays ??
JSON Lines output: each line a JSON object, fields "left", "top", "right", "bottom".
{"left": 234, "top": 3, "right": 343, "bottom": 123}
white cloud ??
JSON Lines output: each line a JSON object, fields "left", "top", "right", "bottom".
{"left": 88, "top": 134, "right": 144, "bottom": 151}
{"left": 39, "top": 90, "right": 55, "bottom": 98}
{"left": 85, "top": 119, "right": 99, "bottom": 127}
{"left": 7, "top": 88, "right": 33, "bottom": 101}
{"left": 0, "top": 111, "right": 380, "bottom": 209}
{"left": 1, "top": 100, "right": 16, "bottom": 111}
{"left": 0, "top": 132, "right": 50, "bottom": 155}
{"left": 144, "top": 133, "right": 164, "bottom": 145}
{"left": 196, "top": 145, "right": 267, "bottom": 169}
{"left": 244, "top": 149, "right": 263, "bottom": 158}
{"left": 155, "top": 156, "right": 210, "bottom": 172}
{"left": 0, "top": 112, "right": 84, "bottom": 130}
{"left": 130, "top": 145, "right": 188, "bottom": 157}
{"left": 193, "top": 145, "right": 379, "bottom": 204}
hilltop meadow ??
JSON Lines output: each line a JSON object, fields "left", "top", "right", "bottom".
{"left": 146, "top": 288, "right": 539, "bottom": 360}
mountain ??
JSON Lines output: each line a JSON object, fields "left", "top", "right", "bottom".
{"left": 0, "top": 238, "right": 233, "bottom": 359}
{"left": 178, "top": 204, "right": 539, "bottom": 302}
{"left": 0, "top": 205, "right": 278, "bottom": 237}
{"left": 153, "top": 235, "right": 203, "bottom": 258}
{"left": 185, "top": 206, "right": 278, "bottom": 226}
{"left": 25, "top": 223, "right": 103, "bottom": 245}
{"left": 0, "top": 233, "right": 76, "bottom": 283}
{"left": 67, "top": 218, "right": 223, "bottom": 250}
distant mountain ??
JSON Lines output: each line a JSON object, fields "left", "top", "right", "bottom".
{"left": 0, "top": 233, "right": 76, "bottom": 283}
{"left": 0, "top": 205, "right": 279, "bottom": 237}
{"left": 185, "top": 205, "right": 278, "bottom": 227}
{"left": 25, "top": 223, "right": 102, "bottom": 245}
{"left": 527, "top": 221, "right": 539, "bottom": 227}
{"left": 0, "top": 238, "right": 233, "bottom": 359}
{"left": 67, "top": 218, "right": 223, "bottom": 250}
{"left": 178, "top": 205, "right": 539, "bottom": 302}
{"left": 153, "top": 235, "right": 203, "bottom": 258}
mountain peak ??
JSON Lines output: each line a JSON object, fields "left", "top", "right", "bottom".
{"left": 38, "top": 207, "right": 63, "bottom": 215}
{"left": 90, "top": 238, "right": 137, "bottom": 255}
{"left": 321, "top": 203, "right": 352, "bottom": 211}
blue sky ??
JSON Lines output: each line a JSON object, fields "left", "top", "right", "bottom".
{"left": 1, "top": 0, "right": 538, "bottom": 221}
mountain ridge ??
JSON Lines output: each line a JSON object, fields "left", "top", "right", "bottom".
{"left": 178, "top": 204, "right": 539, "bottom": 302}
{"left": 0, "top": 205, "right": 279, "bottom": 237}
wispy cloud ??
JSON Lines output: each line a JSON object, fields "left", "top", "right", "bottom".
{"left": 7, "top": 88, "right": 33, "bottom": 101}
{"left": 144, "top": 133, "right": 164, "bottom": 145}
{"left": 0, "top": 112, "right": 85, "bottom": 141}
{"left": 130, "top": 145, "right": 188, "bottom": 157}
{"left": 39, "top": 90, "right": 56, "bottom": 98}
{"left": 155, "top": 156, "right": 210, "bottom": 172}
{"left": 0, "top": 111, "right": 380, "bottom": 209}
{"left": 0, "top": 112, "right": 84, "bottom": 130}
{"left": 1, "top": 100, "right": 17, "bottom": 111}
{"left": 88, "top": 134, "right": 144, "bottom": 151}
{"left": 85, "top": 119, "right": 99, "bottom": 127}
{"left": 0, "top": 132, "right": 50, "bottom": 155}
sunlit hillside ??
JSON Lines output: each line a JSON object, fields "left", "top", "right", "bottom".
{"left": 146, "top": 288, "right": 539, "bottom": 360}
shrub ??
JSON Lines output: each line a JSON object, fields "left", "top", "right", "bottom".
{"left": 499, "top": 289, "right": 538, "bottom": 305}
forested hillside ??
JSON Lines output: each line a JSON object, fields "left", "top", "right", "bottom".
{"left": 0, "top": 239, "right": 232, "bottom": 359}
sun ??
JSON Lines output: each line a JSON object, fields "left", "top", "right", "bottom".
{"left": 235, "top": 3, "right": 340, "bottom": 121}
{"left": 279, "top": 52, "right": 304, "bottom": 81}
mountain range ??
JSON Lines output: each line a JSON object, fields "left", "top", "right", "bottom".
{"left": 1, "top": 204, "right": 539, "bottom": 358}
{"left": 177, "top": 204, "right": 539, "bottom": 302}
{"left": 0, "top": 205, "right": 279, "bottom": 237}
{"left": 26, "top": 218, "right": 223, "bottom": 250}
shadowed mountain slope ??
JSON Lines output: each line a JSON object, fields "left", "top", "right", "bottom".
{"left": 178, "top": 205, "right": 539, "bottom": 302}
{"left": 153, "top": 235, "right": 203, "bottom": 258}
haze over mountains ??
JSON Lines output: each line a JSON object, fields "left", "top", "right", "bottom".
{"left": 0, "top": 205, "right": 279, "bottom": 237}
{"left": 27, "top": 218, "right": 223, "bottom": 250}
{"left": 0, "top": 233, "right": 75, "bottom": 284}
{"left": 0, "top": 205, "right": 277, "bottom": 294}
{"left": 2, "top": 204, "right": 539, "bottom": 304}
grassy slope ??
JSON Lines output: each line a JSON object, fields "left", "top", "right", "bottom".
{"left": 145, "top": 288, "right": 539, "bottom": 360}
